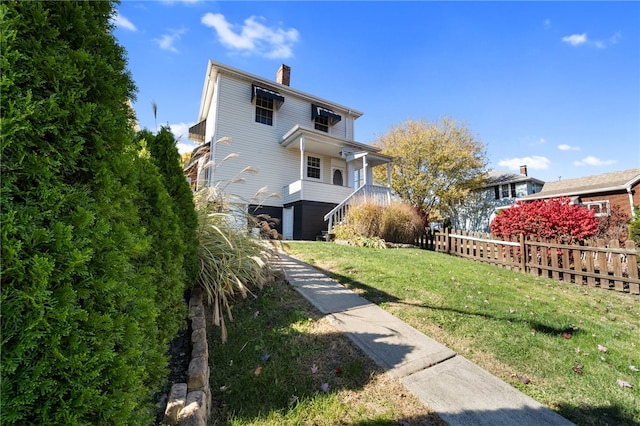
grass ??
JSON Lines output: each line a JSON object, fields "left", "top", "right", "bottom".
{"left": 286, "top": 242, "right": 640, "bottom": 426}
{"left": 206, "top": 270, "right": 446, "bottom": 425}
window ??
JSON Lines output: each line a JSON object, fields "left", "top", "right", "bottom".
{"left": 314, "top": 115, "right": 329, "bottom": 132}
{"left": 307, "top": 156, "right": 321, "bottom": 179}
{"left": 495, "top": 183, "right": 517, "bottom": 200}
{"left": 251, "top": 84, "right": 284, "bottom": 126}
{"left": 501, "top": 184, "right": 510, "bottom": 199}
{"left": 585, "top": 200, "right": 610, "bottom": 217}
{"left": 311, "top": 104, "right": 341, "bottom": 133}
{"left": 332, "top": 169, "right": 343, "bottom": 186}
{"left": 255, "top": 95, "right": 274, "bottom": 126}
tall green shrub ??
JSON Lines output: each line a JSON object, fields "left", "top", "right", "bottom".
{"left": 1, "top": 2, "right": 186, "bottom": 423}
{"left": 137, "top": 127, "right": 199, "bottom": 286}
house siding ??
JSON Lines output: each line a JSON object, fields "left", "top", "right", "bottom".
{"left": 207, "top": 74, "right": 358, "bottom": 208}
{"left": 580, "top": 185, "right": 638, "bottom": 218}
{"left": 209, "top": 75, "right": 300, "bottom": 207}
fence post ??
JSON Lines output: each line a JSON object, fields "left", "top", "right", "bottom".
{"left": 519, "top": 234, "right": 525, "bottom": 273}
{"left": 445, "top": 228, "right": 450, "bottom": 254}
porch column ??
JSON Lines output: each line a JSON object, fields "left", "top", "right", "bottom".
{"left": 299, "top": 136, "right": 305, "bottom": 181}
{"left": 362, "top": 155, "right": 368, "bottom": 185}
{"left": 387, "top": 162, "right": 392, "bottom": 188}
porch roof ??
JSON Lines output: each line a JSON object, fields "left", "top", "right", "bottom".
{"left": 280, "top": 125, "right": 392, "bottom": 167}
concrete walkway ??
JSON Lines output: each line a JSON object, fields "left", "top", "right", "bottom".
{"left": 275, "top": 253, "right": 575, "bottom": 426}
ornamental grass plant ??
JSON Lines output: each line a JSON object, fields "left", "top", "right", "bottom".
{"left": 193, "top": 139, "right": 282, "bottom": 342}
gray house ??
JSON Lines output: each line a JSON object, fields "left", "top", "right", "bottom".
{"left": 450, "top": 165, "right": 545, "bottom": 232}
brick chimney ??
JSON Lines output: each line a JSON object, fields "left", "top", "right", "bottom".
{"left": 276, "top": 64, "right": 290, "bottom": 86}
{"left": 520, "top": 165, "right": 528, "bottom": 176}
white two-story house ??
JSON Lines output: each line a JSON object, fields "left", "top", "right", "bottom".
{"left": 186, "top": 60, "right": 392, "bottom": 240}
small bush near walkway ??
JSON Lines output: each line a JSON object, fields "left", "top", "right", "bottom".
{"left": 334, "top": 200, "right": 423, "bottom": 246}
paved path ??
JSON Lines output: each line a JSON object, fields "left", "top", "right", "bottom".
{"left": 275, "top": 253, "right": 575, "bottom": 426}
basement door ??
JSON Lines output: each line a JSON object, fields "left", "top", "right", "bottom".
{"left": 283, "top": 207, "right": 294, "bottom": 240}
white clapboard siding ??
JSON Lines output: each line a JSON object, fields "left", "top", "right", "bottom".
{"left": 205, "top": 73, "right": 357, "bottom": 208}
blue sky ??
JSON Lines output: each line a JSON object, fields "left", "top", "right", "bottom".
{"left": 113, "top": 1, "right": 639, "bottom": 182}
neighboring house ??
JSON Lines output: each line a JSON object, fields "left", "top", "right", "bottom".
{"left": 185, "top": 60, "right": 392, "bottom": 240}
{"left": 450, "top": 165, "right": 545, "bottom": 232}
{"left": 519, "top": 168, "right": 640, "bottom": 219}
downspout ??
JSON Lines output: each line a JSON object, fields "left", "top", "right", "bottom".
{"left": 628, "top": 185, "right": 635, "bottom": 217}
{"left": 208, "top": 72, "right": 222, "bottom": 188}
{"left": 299, "top": 136, "right": 305, "bottom": 199}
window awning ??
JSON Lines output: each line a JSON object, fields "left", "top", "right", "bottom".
{"left": 311, "top": 104, "right": 341, "bottom": 125}
{"left": 188, "top": 119, "right": 206, "bottom": 143}
{"left": 252, "top": 84, "right": 284, "bottom": 108}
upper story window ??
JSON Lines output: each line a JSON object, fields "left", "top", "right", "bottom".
{"left": 311, "top": 104, "right": 341, "bottom": 133}
{"left": 307, "top": 156, "right": 321, "bottom": 180}
{"left": 314, "top": 115, "right": 329, "bottom": 132}
{"left": 494, "top": 183, "right": 517, "bottom": 200}
{"left": 252, "top": 84, "right": 284, "bottom": 126}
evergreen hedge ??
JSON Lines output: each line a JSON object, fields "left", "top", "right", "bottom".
{"left": 1, "top": 2, "right": 192, "bottom": 423}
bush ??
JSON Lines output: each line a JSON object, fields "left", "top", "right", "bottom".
{"left": 137, "top": 127, "right": 199, "bottom": 287}
{"left": 490, "top": 198, "right": 598, "bottom": 243}
{"left": 1, "top": 2, "right": 188, "bottom": 423}
{"left": 334, "top": 199, "right": 423, "bottom": 246}
{"left": 380, "top": 202, "right": 424, "bottom": 243}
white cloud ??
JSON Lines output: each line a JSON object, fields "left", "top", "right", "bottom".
{"left": 543, "top": 19, "right": 551, "bottom": 29}
{"left": 170, "top": 122, "right": 198, "bottom": 154}
{"left": 498, "top": 156, "right": 551, "bottom": 171}
{"left": 562, "top": 33, "right": 587, "bottom": 46}
{"left": 112, "top": 12, "right": 137, "bottom": 31}
{"left": 572, "top": 156, "right": 616, "bottom": 166}
{"left": 557, "top": 144, "right": 580, "bottom": 151}
{"left": 610, "top": 32, "right": 622, "bottom": 44}
{"left": 154, "top": 29, "right": 187, "bottom": 53}
{"left": 201, "top": 13, "right": 299, "bottom": 59}
{"left": 562, "top": 32, "right": 622, "bottom": 49}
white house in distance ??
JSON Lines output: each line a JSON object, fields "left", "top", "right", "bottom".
{"left": 450, "top": 165, "right": 545, "bottom": 232}
{"left": 185, "top": 60, "right": 392, "bottom": 240}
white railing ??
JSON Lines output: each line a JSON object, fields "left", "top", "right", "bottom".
{"left": 323, "top": 184, "right": 392, "bottom": 235}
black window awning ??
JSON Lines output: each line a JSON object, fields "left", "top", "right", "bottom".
{"left": 311, "top": 104, "right": 341, "bottom": 125}
{"left": 188, "top": 119, "right": 206, "bottom": 143}
{"left": 252, "top": 84, "right": 284, "bottom": 107}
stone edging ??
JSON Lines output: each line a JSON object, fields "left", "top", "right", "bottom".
{"left": 163, "top": 287, "right": 211, "bottom": 426}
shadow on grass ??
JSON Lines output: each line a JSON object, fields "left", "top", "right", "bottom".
{"left": 205, "top": 278, "right": 437, "bottom": 425}
{"left": 311, "top": 265, "right": 583, "bottom": 340}
{"left": 556, "top": 402, "right": 639, "bottom": 426}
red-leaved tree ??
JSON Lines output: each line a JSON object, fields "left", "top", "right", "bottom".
{"left": 490, "top": 197, "right": 598, "bottom": 243}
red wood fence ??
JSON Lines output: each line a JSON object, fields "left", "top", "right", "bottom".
{"left": 416, "top": 229, "right": 639, "bottom": 295}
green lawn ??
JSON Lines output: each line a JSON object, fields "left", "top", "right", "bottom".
{"left": 286, "top": 242, "right": 640, "bottom": 426}
{"left": 206, "top": 272, "right": 445, "bottom": 425}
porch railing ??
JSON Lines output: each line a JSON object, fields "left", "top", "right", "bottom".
{"left": 323, "top": 184, "right": 392, "bottom": 235}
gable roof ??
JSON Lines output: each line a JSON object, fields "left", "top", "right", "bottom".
{"left": 194, "top": 60, "right": 364, "bottom": 124}
{"left": 484, "top": 169, "right": 545, "bottom": 187}
{"left": 520, "top": 168, "right": 640, "bottom": 200}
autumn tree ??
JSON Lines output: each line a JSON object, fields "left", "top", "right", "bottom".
{"left": 373, "top": 118, "right": 487, "bottom": 222}
{"left": 490, "top": 198, "right": 598, "bottom": 243}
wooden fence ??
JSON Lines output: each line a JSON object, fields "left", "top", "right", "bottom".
{"left": 416, "top": 229, "right": 640, "bottom": 295}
